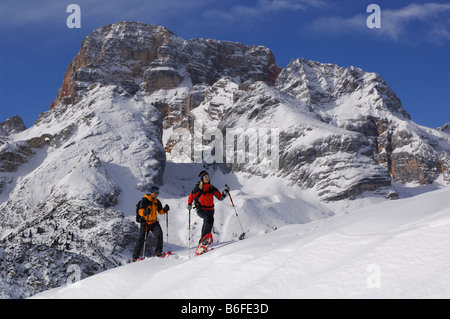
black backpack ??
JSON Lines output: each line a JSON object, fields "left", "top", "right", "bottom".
{"left": 193, "top": 182, "right": 215, "bottom": 210}
{"left": 136, "top": 199, "right": 145, "bottom": 223}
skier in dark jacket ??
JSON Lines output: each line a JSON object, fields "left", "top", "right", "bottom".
{"left": 187, "top": 171, "right": 229, "bottom": 243}
{"left": 132, "top": 186, "right": 169, "bottom": 261}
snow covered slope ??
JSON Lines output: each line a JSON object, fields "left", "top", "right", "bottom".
{"left": 0, "top": 85, "right": 165, "bottom": 298}
{"left": 33, "top": 186, "right": 450, "bottom": 299}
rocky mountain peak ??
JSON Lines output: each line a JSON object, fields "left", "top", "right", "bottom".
{"left": 277, "top": 58, "right": 411, "bottom": 121}
{"left": 0, "top": 116, "right": 27, "bottom": 136}
{"left": 50, "top": 21, "right": 281, "bottom": 109}
{"left": 438, "top": 123, "right": 450, "bottom": 134}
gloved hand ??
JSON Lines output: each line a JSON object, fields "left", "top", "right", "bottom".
{"left": 187, "top": 203, "right": 192, "bottom": 210}
{"left": 223, "top": 184, "right": 230, "bottom": 195}
{"left": 143, "top": 209, "right": 151, "bottom": 216}
{"left": 163, "top": 204, "right": 170, "bottom": 213}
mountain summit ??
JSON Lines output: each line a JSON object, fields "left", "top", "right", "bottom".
{"left": 50, "top": 21, "right": 281, "bottom": 110}
{"left": 0, "top": 21, "right": 449, "bottom": 298}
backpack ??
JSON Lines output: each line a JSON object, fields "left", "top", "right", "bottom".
{"left": 193, "top": 182, "right": 215, "bottom": 210}
{"left": 136, "top": 199, "right": 145, "bottom": 223}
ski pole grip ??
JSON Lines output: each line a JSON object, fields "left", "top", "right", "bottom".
{"left": 226, "top": 186, "right": 235, "bottom": 207}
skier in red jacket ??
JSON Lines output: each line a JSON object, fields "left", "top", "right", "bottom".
{"left": 187, "top": 170, "right": 229, "bottom": 243}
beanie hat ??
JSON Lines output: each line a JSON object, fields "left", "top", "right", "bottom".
{"left": 149, "top": 186, "right": 160, "bottom": 194}
{"left": 198, "top": 170, "right": 209, "bottom": 180}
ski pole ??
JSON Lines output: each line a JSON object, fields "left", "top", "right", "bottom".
{"left": 188, "top": 208, "right": 191, "bottom": 259}
{"left": 166, "top": 210, "right": 169, "bottom": 250}
{"left": 225, "top": 184, "right": 245, "bottom": 240}
{"left": 141, "top": 225, "right": 148, "bottom": 259}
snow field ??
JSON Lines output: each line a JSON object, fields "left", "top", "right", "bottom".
{"left": 33, "top": 186, "right": 450, "bottom": 299}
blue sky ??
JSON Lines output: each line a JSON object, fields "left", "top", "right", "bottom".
{"left": 1, "top": 0, "right": 449, "bottom": 128}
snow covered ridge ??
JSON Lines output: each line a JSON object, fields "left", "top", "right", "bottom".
{"left": 0, "top": 21, "right": 449, "bottom": 298}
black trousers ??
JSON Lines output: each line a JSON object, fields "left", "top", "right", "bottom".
{"left": 132, "top": 221, "right": 163, "bottom": 259}
{"left": 196, "top": 209, "right": 214, "bottom": 242}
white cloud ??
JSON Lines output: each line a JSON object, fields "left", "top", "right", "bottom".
{"left": 0, "top": 0, "right": 212, "bottom": 29}
{"left": 203, "top": 0, "right": 326, "bottom": 22}
{"left": 308, "top": 2, "right": 450, "bottom": 43}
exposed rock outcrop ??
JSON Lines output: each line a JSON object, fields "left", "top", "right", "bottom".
{"left": 50, "top": 22, "right": 281, "bottom": 110}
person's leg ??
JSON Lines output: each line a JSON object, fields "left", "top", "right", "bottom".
{"left": 149, "top": 221, "right": 164, "bottom": 255}
{"left": 132, "top": 223, "right": 148, "bottom": 259}
{"left": 196, "top": 209, "right": 214, "bottom": 242}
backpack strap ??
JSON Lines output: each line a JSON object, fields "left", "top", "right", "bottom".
{"left": 193, "top": 182, "right": 215, "bottom": 210}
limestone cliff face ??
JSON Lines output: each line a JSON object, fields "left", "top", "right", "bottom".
{"left": 50, "top": 21, "right": 281, "bottom": 109}
{"left": 212, "top": 59, "right": 450, "bottom": 200}
{"left": 275, "top": 59, "right": 450, "bottom": 188}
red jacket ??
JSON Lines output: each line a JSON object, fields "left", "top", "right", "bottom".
{"left": 188, "top": 182, "right": 225, "bottom": 210}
